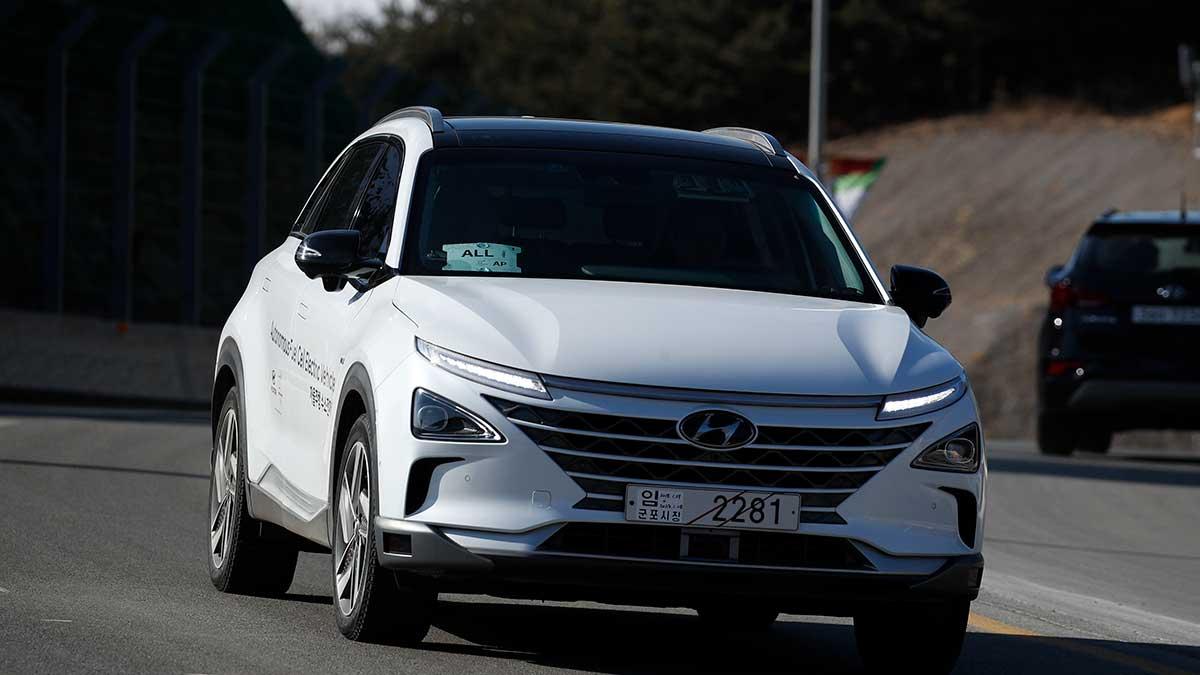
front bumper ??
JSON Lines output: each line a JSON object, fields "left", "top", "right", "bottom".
{"left": 374, "top": 519, "right": 983, "bottom": 613}
{"left": 372, "top": 353, "right": 986, "bottom": 616}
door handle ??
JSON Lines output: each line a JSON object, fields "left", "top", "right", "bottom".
{"left": 297, "top": 301, "right": 310, "bottom": 320}
{"left": 262, "top": 276, "right": 272, "bottom": 292}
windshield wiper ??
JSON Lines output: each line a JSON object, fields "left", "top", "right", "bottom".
{"left": 812, "top": 286, "right": 867, "bottom": 301}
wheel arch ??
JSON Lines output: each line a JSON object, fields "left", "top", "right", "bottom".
{"left": 213, "top": 338, "right": 245, "bottom": 443}
{"left": 329, "top": 363, "right": 377, "bottom": 528}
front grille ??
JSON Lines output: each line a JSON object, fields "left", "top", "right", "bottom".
{"left": 488, "top": 397, "right": 927, "bottom": 522}
{"left": 539, "top": 523, "right": 874, "bottom": 571}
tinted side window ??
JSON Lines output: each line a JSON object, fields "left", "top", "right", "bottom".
{"left": 353, "top": 144, "right": 403, "bottom": 259}
{"left": 293, "top": 155, "right": 346, "bottom": 234}
{"left": 310, "top": 142, "right": 382, "bottom": 234}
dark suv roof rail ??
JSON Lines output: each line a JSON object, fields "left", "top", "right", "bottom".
{"left": 702, "top": 126, "right": 785, "bottom": 156}
{"left": 375, "top": 106, "right": 445, "bottom": 133}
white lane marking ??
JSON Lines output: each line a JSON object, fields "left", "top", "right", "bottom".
{"left": 41, "top": 619, "right": 72, "bottom": 623}
{"left": 0, "top": 419, "right": 17, "bottom": 428}
{"left": 0, "top": 586, "right": 9, "bottom": 593}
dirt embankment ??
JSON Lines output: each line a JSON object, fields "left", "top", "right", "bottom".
{"left": 828, "top": 102, "right": 1195, "bottom": 442}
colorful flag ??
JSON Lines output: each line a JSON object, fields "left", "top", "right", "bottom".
{"left": 828, "top": 157, "right": 886, "bottom": 221}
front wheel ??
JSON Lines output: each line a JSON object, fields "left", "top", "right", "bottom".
{"left": 695, "top": 604, "right": 779, "bottom": 632}
{"left": 855, "top": 599, "right": 969, "bottom": 674}
{"left": 332, "top": 414, "right": 436, "bottom": 643}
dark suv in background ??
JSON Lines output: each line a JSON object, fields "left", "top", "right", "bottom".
{"left": 1039, "top": 210, "right": 1200, "bottom": 455}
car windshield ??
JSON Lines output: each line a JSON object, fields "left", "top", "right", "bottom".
{"left": 400, "top": 148, "right": 881, "bottom": 303}
{"left": 1076, "top": 227, "right": 1200, "bottom": 292}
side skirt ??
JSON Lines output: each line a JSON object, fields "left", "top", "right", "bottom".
{"left": 247, "top": 464, "right": 330, "bottom": 548}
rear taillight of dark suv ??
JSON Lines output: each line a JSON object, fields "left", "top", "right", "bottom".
{"left": 1048, "top": 280, "right": 1110, "bottom": 312}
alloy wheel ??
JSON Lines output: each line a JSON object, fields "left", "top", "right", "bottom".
{"left": 209, "top": 408, "right": 238, "bottom": 569}
{"left": 335, "top": 441, "right": 371, "bottom": 616}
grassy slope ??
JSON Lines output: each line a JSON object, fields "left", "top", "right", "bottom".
{"left": 828, "top": 103, "right": 1194, "bottom": 440}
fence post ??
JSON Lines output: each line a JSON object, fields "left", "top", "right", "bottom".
{"left": 305, "top": 59, "right": 345, "bottom": 186}
{"left": 807, "top": 0, "right": 828, "bottom": 184}
{"left": 243, "top": 45, "right": 293, "bottom": 278}
{"left": 180, "top": 32, "right": 230, "bottom": 324}
{"left": 111, "top": 17, "right": 166, "bottom": 322}
{"left": 43, "top": 7, "right": 95, "bottom": 313}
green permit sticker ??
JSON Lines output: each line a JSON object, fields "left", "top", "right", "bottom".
{"left": 441, "top": 242, "right": 523, "bottom": 273}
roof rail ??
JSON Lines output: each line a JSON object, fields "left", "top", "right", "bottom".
{"left": 375, "top": 106, "right": 445, "bottom": 133}
{"left": 702, "top": 126, "right": 785, "bottom": 156}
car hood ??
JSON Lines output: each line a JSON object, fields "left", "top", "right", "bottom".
{"left": 393, "top": 277, "right": 962, "bottom": 396}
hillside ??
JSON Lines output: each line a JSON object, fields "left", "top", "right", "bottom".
{"left": 829, "top": 102, "right": 1195, "bottom": 441}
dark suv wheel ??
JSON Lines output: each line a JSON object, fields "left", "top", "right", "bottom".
{"left": 1076, "top": 427, "right": 1112, "bottom": 454}
{"left": 1037, "top": 411, "right": 1076, "bottom": 456}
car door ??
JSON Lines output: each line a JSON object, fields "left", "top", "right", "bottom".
{"left": 280, "top": 139, "right": 391, "bottom": 501}
{"left": 255, "top": 152, "right": 347, "bottom": 477}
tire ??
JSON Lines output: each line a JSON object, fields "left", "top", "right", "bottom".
{"left": 1076, "top": 427, "right": 1112, "bottom": 454}
{"left": 1037, "top": 412, "right": 1075, "bottom": 456}
{"left": 695, "top": 604, "right": 779, "bottom": 632}
{"left": 855, "top": 599, "right": 969, "bottom": 675}
{"left": 208, "top": 386, "right": 299, "bottom": 595}
{"left": 332, "top": 414, "right": 436, "bottom": 643}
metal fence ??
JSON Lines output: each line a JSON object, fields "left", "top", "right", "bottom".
{"left": 0, "top": 1, "right": 409, "bottom": 325}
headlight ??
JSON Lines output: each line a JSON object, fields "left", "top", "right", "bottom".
{"left": 911, "top": 424, "right": 981, "bottom": 473}
{"left": 877, "top": 374, "right": 968, "bottom": 420}
{"left": 411, "top": 389, "right": 503, "bottom": 442}
{"left": 416, "top": 337, "right": 550, "bottom": 400}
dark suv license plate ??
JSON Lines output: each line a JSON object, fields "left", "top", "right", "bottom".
{"left": 1132, "top": 305, "right": 1200, "bottom": 325}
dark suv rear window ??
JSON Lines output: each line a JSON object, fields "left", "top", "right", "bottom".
{"left": 1076, "top": 226, "right": 1200, "bottom": 292}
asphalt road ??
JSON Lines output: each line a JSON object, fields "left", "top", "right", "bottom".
{"left": 1, "top": 408, "right": 1198, "bottom": 674}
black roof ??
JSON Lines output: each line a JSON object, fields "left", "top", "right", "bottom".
{"left": 435, "top": 117, "right": 794, "bottom": 169}
{"left": 1093, "top": 210, "right": 1200, "bottom": 227}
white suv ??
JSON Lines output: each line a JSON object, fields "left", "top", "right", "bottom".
{"left": 208, "top": 107, "right": 984, "bottom": 674}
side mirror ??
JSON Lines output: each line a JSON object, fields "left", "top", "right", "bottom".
{"left": 1044, "top": 264, "right": 1065, "bottom": 286}
{"left": 891, "top": 264, "right": 951, "bottom": 328}
{"left": 295, "top": 230, "right": 382, "bottom": 292}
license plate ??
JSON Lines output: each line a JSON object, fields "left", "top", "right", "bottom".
{"left": 1131, "top": 305, "right": 1200, "bottom": 325}
{"left": 624, "top": 485, "right": 800, "bottom": 532}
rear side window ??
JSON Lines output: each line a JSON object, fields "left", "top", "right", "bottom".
{"left": 309, "top": 142, "right": 383, "bottom": 234}
{"left": 353, "top": 143, "right": 403, "bottom": 259}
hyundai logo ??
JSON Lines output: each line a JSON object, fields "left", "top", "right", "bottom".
{"left": 677, "top": 410, "right": 757, "bottom": 450}
{"left": 1157, "top": 284, "right": 1188, "bottom": 301}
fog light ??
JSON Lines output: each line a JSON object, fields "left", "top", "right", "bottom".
{"left": 411, "top": 389, "right": 503, "bottom": 442}
{"left": 414, "top": 404, "right": 450, "bottom": 433}
{"left": 912, "top": 424, "right": 981, "bottom": 473}
{"left": 943, "top": 438, "right": 976, "bottom": 466}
